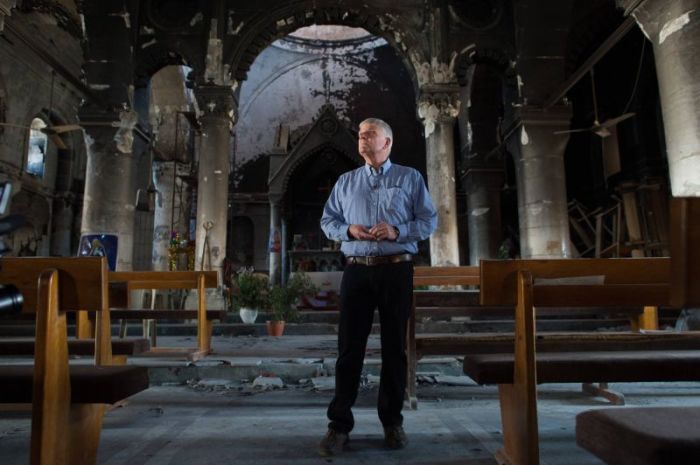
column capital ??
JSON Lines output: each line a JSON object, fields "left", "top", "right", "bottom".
{"left": 78, "top": 108, "right": 141, "bottom": 155}
{"left": 417, "top": 85, "right": 461, "bottom": 138}
{"left": 194, "top": 84, "right": 237, "bottom": 122}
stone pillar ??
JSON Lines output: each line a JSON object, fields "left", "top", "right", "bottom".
{"left": 418, "top": 87, "right": 461, "bottom": 266}
{"left": 280, "top": 217, "right": 288, "bottom": 286}
{"left": 268, "top": 198, "right": 281, "bottom": 285}
{"left": 80, "top": 111, "right": 138, "bottom": 270}
{"left": 193, "top": 85, "right": 235, "bottom": 283}
{"left": 152, "top": 161, "right": 175, "bottom": 271}
{"left": 619, "top": 0, "right": 700, "bottom": 196}
{"left": 509, "top": 107, "right": 572, "bottom": 258}
{"left": 464, "top": 168, "right": 504, "bottom": 264}
{"left": 50, "top": 195, "right": 74, "bottom": 257}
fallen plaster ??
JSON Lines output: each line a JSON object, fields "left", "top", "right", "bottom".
{"left": 190, "top": 11, "right": 203, "bottom": 27}
{"left": 141, "top": 38, "right": 156, "bottom": 49}
{"left": 229, "top": 20, "right": 244, "bottom": 35}
{"left": 659, "top": 10, "right": 693, "bottom": 44}
{"left": 631, "top": 12, "right": 652, "bottom": 41}
{"left": 108, "top": 11, "right": 130, "bottom": 28}
{"left": 113, "top": 110, "right": 138, "bottom": 154}
{"left": 520, "top": 125, "right": 529, "bottom": 145}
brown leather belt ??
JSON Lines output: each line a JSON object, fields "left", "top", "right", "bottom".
{"left": 345, "top": 253, "right": 413, "bottom": 266}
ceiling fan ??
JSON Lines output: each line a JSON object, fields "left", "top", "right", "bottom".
{"left": 555, "top": 68, "right": 635, "bottom": 138}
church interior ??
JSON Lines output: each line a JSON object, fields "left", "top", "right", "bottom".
{"left": 0, "top": 1, "right": 699, "bottom": 464}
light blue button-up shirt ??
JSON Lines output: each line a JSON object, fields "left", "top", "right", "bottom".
{"left": 320, "top": 159, "right": 438, "bottom": 256}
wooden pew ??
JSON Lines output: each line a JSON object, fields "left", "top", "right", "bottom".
{"left": 107, "top": 270, "right": 223, "bottom": 360}
{"left": 462, "top": 257, "right": 700, "bottom": 465}
{"left": 576, "top": 197, "right": 700, "bottom": 465}
{"left": 406, "top": 266, "right": 479, "bottom": 408}
{"left": 406, "top": 264, "right": 659, "bottom": 409}
{"left": 0, "top": 257, "right": 149, "bottom": 465}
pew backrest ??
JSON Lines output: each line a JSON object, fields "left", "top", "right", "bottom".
{"left": 0, "top": 256, "right": 107, "bottom": 314}
{"left": 0, "top": 256, "right": 112, "bottom": 364}
{"left": 109, "top": 270, "right": 218, "bottom": 290}
{"left": 480, "top": 258, "right": 671, "bottom": 307}
{"left": 413, "top": 265, "right": 480, "bottom": 287}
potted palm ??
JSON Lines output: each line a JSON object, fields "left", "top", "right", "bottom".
{"left": 230, "top": 268, "right": 269, "bottom": 324}
{"left": 266, "top": 272, "right": 318, "bottom": 336}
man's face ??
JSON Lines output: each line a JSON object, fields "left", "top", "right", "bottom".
{"left": 358, "top": 122, "right": 391, "bottom": 167}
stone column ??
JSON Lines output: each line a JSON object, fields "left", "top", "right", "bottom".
{"left": 418, "top": 87, "right": 461, "bottom": 266}
{"left": 510, "top": 107, "right": 572, "bottom": 258}
{"left": 464, "top": 168, "right": 504, "bottom": 264}
{"left": 193, "top": 85, "right": 235, "bottom": 283}
{"left": 268, "top": 198, "right": 282, "bottom": 285}
{"left": 152, "top": 161, "right": 176, "bottom": 271}
{"left": 619, "top": 0, "right": 700, "bottom": 196}
{"left": 80, "top": 111, "right": 139, "bottom": 270}
{"left": 50, "top": 195, "right": 74, "bottom": 257}
{"left": 280, "top": 217, "right": 288, "bottom": 286}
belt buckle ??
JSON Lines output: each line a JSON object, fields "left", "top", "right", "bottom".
{"left": 367, "top": 256, "right": 377, "bottom": 266}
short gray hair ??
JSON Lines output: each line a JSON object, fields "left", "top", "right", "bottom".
{"left": 360, "top": 118, "right": 393, "bottom": 141}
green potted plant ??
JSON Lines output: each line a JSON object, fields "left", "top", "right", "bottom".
{"left": 266, "top": 272, "right": 318, "bottom": 336}
{"left": 230, "top": 268, "right": 269, "bottom": 324}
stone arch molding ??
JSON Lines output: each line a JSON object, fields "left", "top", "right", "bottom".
{"left": 268, "top": 105, "right": 360, "bottom": 201}
{"left": 225, "top": 3, "right": 430, "bottom": 93}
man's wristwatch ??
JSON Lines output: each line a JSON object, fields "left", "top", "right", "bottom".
{"left": 393, "top": 226, "right": 400, "bottom": 240}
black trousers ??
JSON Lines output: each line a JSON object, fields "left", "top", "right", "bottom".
{"left": 327, "top": 261, "right": 413, "bottom": 433}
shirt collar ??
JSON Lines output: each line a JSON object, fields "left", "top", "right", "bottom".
{"left": 364, "top": 158, "right": 392, "bottom": 176}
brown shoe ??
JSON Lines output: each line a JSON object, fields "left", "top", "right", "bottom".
{"left": 384, "top": 425, "right": 408, "bottom": 449}
{"left": 319, "top": 429, "right": 349, "bottom": 457}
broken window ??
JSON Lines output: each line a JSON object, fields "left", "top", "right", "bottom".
{"left": 26, "top": 117, "right": 47, "bottom": 178}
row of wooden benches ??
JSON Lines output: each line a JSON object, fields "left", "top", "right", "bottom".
{"left": 0, "top": 259, "right": 220, "bottom": 464}
{"left": 1, "top": 268, "right": 221, "bottom": 362}
{"left": 404, "top": 197, "right": 700, "bottom": 465}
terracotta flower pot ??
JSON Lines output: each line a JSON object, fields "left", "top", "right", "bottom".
{"left": 266, "top": 320, "right": 285, "bottom": 336}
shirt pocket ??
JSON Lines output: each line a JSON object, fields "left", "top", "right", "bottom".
{"left": 384, "top": 187, "right": 411, "bottom": 223}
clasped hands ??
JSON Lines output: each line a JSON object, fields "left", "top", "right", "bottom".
{"left": 349, "top": 222, "right": 397, "bottom": 241}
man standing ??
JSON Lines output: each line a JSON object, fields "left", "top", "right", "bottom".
{"left": 319, "top": 118, "right": 437, "bottom": 456}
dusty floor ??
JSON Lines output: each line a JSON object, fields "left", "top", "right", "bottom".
{"left": 2, "top": 335, "right": 700, "bottom": 464}
{"left": 3, "top": 377, "right": 700, "bottom": 464}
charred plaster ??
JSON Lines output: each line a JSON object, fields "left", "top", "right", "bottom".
{"left": 235, "top": 31, "right": 423, "bottom": 180}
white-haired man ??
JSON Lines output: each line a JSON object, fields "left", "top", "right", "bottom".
{"left": 319, "top": 117, "right": 437, "bottom": 455}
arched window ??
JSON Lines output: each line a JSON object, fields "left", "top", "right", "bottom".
{"left": 26, "top": 117, "right": 47, "bottom": 178}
